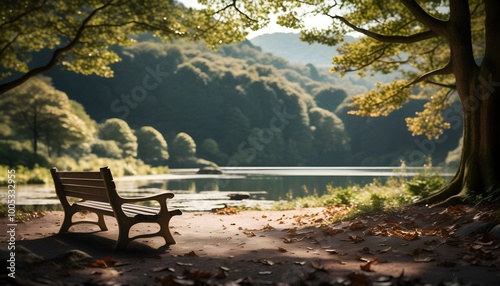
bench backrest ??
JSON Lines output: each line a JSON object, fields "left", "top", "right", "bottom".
{"left": 51, "top": 167, "right": 111, "bottom": 204}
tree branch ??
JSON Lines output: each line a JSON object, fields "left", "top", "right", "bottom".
{"left": 211, "top": 0, "right": 257, "bottom": 23}
{"left": 329, "top": 15, "right": 437, "bottom": 43}
{"left": 407, "top": 63, "right": 453, "bottom": 86}
{"left": 399, "top": 0, "right": 447, "bottom": 36}
{"left": 0, "top": 1, "right": 114, "bottom": 94}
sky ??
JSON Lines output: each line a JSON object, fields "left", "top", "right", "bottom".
{"left": 179, "top": 0, "right": 332, "bottom": 39}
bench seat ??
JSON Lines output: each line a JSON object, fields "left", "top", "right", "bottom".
{"left": 51, "top": 166, "right": 181, "bottom": 250}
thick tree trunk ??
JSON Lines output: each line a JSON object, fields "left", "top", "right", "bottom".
{"left": 418, "top": 0, "right": 500, "bottom": 206}
{"left": 421, "top": 74, "right": 500, "bottom": 206}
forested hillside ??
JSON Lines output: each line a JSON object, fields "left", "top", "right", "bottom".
{"left": 2, "top": 36, "right": 462, "bottom": 169}
{"left": 250, "top": 32, "right": 349, "bottom": 68}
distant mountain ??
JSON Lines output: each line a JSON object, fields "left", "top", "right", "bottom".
{"left": 250, "top": 33, "right": 355, "bottom": 67}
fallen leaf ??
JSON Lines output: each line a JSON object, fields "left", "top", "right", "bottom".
{"left": 348, "top": 220, "right": 366, "bottom": 230}
{"left": 89, "top": 259, "right": 108, "bottom": 268}
{"left": 262, "top": 223, "right": 275, "bottom": 230}
{"left": 377, "top": 247, "right": 392, "bottom": 253}
{"left": 182, "top": 251, "right": 198, "bottom": 257}
{"left": 325, "top": 249, "right": 339, "bottom": 254}
{"left": 260, "top": 259, "right": 275, "bottom": 266}
{"left": 176, "top": 262, "right": 193, "bottom": 266}
{"left": 360, "top": 257, "right": 378, "bottom": 272}
{"left": 243, "top": 231, "right": 256, "bottom": 237}
{"left": 152, "top": 266, "right": 171, "bottom": 272}
{"left": 348, "top": 234, "right": 365, "bottom": 243}
{"left": 278, "top": 247, "right": 287, "bottom": 252}
{"left": 413, "top": 256, "right": 436, "bottom": 263}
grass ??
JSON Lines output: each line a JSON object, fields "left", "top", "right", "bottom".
{"left": 271, "top": 170, "right": 448, "bottom": 220}
{"left": 0, "top": 155, "right": 170, "bottom": 185}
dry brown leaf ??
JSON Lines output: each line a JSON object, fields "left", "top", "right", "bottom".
{"left": 278, "top": 247, "right": 287, "bottom": 252}
{"left": 89, "top": 259, "right": 108, "bottom": 268}
{"left": 182, "top": 251, "right": 198, "bottom": 257}
{"left": 176, "top": 262, "right": 193, "bottom": 266}
{"left": 322, "top": 227, "right": 344, "bottom": 236}
{"left": 260, "top": 259, "right": 275, "bottom": 266}
{"left": 325, "top": 249, "right": 339, "bottom": 254}
{"left": 355, "top": 253, "right": 371, "bottom": 262}
{"left": 440, "top": 205, "right": 466, "bottom": 215}
{"left": 348, "top": 220, "right": 366, "bottom": 230}
{"left": 360, "top": 257, "right": 378, "bottom": 272}
{"left": 152, "top": 266, "right": 172, "bottom": 272}
{"left": 377, "top": 247, "right": 392, "bottom": 253}
{"left": 414, "top": 256, "right": 436, "bottom": 262}
{"left": 215, "top": 206, "right": 239, "bottom": 215}
{"left": 348, "top": 234, "right": 365, "bottom": 243}
{"left": 262, "top": 223, "right": 275, "bottom": 230}
{"left": 243, "top": 231, "right": 256, "bottom": 237}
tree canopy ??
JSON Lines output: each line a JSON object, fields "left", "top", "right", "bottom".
{"left": 0, "top": 0, "right": 251, "bottom": 94}
{"left": 209, "top": 0, "right": 495, "bottom": 204}
{"left": 0, "top": 76, "right": 93, "bottom": 157}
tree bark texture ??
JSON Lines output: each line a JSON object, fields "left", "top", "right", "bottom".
{"left": 421, "top": 0, "right": 500, "bottom": 205}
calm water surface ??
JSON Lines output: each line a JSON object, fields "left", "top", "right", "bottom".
{"left": 12, "top": 167, "right": 454, "bottom": 211}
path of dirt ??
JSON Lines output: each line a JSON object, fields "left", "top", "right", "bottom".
{"left": 1, "top": 205, "right": 500, "bottom": 285}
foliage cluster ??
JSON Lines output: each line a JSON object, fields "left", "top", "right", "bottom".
{"left": 44, "top": 39, "right": 353, "bottom": 167}
{"left": 44, "top": 38, "right": 460, "bottom": 167}
{"left": 0, "top": 157, "right": 170, "bottom": 186}
{"left": 0, "top": 73, "right": 217, "bottom": 174}
{"left": 273, "top": 171, "right": 449, "bottom": 217}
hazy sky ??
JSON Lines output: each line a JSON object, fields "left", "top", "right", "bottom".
{"left": 179, "top": 0, "right": 331, "bottom": 39}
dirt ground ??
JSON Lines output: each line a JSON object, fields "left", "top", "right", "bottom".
{"left": 1, "top": 204, "right": 500, "bottom": 285}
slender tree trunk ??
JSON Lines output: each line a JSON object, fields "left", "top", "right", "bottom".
{"left": 420, "top": 0, "right": 500, "bottom": 206}
{"left": 33, "top": 105, "right": 38, "bottom": 156}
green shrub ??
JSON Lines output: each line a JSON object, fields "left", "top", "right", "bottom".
{"left": 406, "top": 171, "right": 447, "bottom": 198}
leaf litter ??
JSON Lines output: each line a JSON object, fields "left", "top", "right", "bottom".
{"left": 20, "top": 204, "right": 500, "bottom": 286}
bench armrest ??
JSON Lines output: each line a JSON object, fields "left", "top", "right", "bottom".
{"left": 120, "top": 192, "right": 174, "bottom": 204}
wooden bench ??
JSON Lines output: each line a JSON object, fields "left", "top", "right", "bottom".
{"left": 50, "top": 166, "right": 182, "bottom": 250}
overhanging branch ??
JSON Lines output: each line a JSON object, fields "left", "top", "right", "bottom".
{"left": 0, "top": 1, "right": 114, "bottom": 94}
{"left": 399, "top": 0, "right": 447, "bottom": 36}
{"left": 329, "top": 14, "right": 438, "bottom": 44}
{"left": 407, "top": 62, "right": 453, "bottom": 86}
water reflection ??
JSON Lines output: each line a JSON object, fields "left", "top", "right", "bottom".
{"left": 11, "top": 167, "right": 454, "bottom": 211}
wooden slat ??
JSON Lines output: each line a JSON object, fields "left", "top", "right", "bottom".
{"left": 75, "top": 201, "right": 114, "bottom": 215}
{"left": 63, "top": 184, "right": 107, "bottom": 195}
{"left": 63, "top": 183, "right": 109, "bottom": 202}
{"left": 66, "top": 192, "right": 109, "bottom": 202}
{"left": 58, "top": 171, "right": 102, "bottom": 179}
{"left": 122, "top": 204, "right": 159, "bottom": 215}
{"left": 60, "top": 178, "right": 105, "bottom": 187}
{"left": 76, "top": 201, "right": 150, "bottom": 217}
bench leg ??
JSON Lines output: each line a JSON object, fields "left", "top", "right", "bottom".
{"left": 59, "top": 210, "right": 75, "bottom": 234}
{"left": 159, "top": 210, "right": 182, "bottom": 244}
{"left": 115, "top": 223, "right": 133, "bottom": 250}
{"left": 159, "top": 226, "right": 176, "bottom": 245}
{"left": 96, "top": 213, "right": 108, "bottom": 231}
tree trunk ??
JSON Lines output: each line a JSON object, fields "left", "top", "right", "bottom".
{"left": 418, "top": 0, "right": 500, "bottom": 206}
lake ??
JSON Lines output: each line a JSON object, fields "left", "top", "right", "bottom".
{"left": 10, "top": 167, "right": 454, "bottom": 211}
